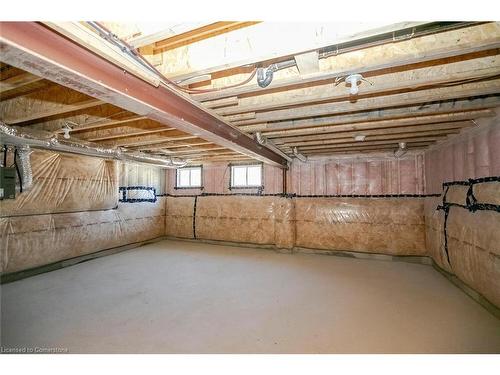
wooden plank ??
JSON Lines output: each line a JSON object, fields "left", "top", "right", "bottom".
{"left": 289, "top": 137, "right": 443, "bottom": 151}
{"left": 281, "top": 130, "right": 459, "bottom": 147}
{"left": 4, "top": 98, "right": 102, "bottom": 125}
{"left": 193, "top": 23, "right": 500, "bottom": 101}
{"left": 153, "top": 22, "right": 260, "bottom": 52}
{"left": 273, "top": 121, "right": 472, "bottom": 144}
{"left": 203, "top": 96, "right": 239, "bottom": 109}
{"left": 168, "top": 22, "right": 428, "bottom": 83}
{"left": 129, "top": 140, "right": 213, "bottom": 151}
{"left": 294, "top": 51, "right": 319, "bottom": 75}
{"left": 62, "top": 115, "right": 147, "bottom": 133}
{"left": 229, "top": 80, "right": 500, "bottom": 125}
{"left": 128, "top": 22, "right": 213, "bottom": 48}
{"left": 241, "top": 101, "right": 498, "bottom": 134}
{"left": 301, "top": 146, "right": 428, "bottom": 155}
{"left": 214, "top": 54, "right": 500, "bottom": 116}
{"left": 87, "top": 127, "right": 176, "bottom": 141}
{"left": 112, "top": 134, "right": 198, "bottom": 147}
{"left": 0, "top": 72, "right": 43, "bottom": 93}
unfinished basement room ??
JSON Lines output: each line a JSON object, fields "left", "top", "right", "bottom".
{"left": 1, "top": 6, "right": 500, "bottom": 365}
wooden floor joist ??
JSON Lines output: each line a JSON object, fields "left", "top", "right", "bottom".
{"left": 230, "top": 80, "right": 500, "bottom": 126}
{"left": 193, "top": 23, "right": 500, "bottom": 101}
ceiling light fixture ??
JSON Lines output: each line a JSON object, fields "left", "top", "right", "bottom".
{"left": 62, "top": 124, "right": 72, "bottom": 139}
{"left": 354, "top": 134, "right": 366, "bottom": 142}
{"left": 345, "top": 73, "right": 363, "bottom": 95}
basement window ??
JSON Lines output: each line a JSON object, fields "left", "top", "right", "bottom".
{"left": 230, "top": 163, "right": 263, "bottom": 189}
{"left": 175, "top": 166, "right": 202, "bottom": 189}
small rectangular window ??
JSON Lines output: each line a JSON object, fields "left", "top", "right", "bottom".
{"left": 230, "top": 164, "right": 262, "bottom": 188}
{"left": 176, "top": 166, "right": 203, "bottom": 188}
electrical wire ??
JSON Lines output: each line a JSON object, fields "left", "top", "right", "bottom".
{"left": 86, "top": 22, "right": 258, "bottom": 94}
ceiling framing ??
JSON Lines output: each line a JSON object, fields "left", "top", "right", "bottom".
{"left": 1, "top": 21, "right": 499, "bottom": 165}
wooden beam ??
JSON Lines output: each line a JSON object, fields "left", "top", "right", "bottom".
{"left": 229, "top": 80, "right": 500, "bottom": 125}
{"left": 193, "top": 23, "right": 500, "bottom": 101}
{"left": 137, "top": 141, "right": 213, "bottom": 151}
{"left": 273, "top": 121, "right": 472, "bottom": 144}
{"left": 62, "top": 115, "right": 148, "bottom": 133}
{"left": 301, "top": 146, "right": 428, "bottom": 155}
{"left": 168, "top": 22, "right": 428, "bottom": 82}
{"left": 1, "top": 22, "right": 286, "bottom": 166}
{"left": 128, "top": 22, "right": 214, "bottom": 48}
{"left": 2, "top": 98, "right": 102, "bottom": 125}
{"left": 214, "top": 54, "right": 500, "bottom": 116}
{"left": 0, "top": 71, "right": 43, "bottom": 94}
{"left": 87, "top": 127, "right": 177, "bottom": 142}
{"left": 203, "top": 96, "right": 239, "bottom": 109}
{"left": 241, "top": 101, "right": 498, "bottom": 134}
{"left": 263, "top": 109, "right": 493, "bottom": 137}
{"left": 153, "top": 22, "right": 260, "bottom": 52}
{"left": 289, "top": 137, "right": 443, "bottom": 151}
{"left": 111, "top": 134, "right": 198, "bottom": 147}
{"left": 280, "top": 130, "right": 459, "bottom": 147}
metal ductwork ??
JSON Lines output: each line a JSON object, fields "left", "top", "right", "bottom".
{"left": 292, "top": 147, "right": 308, "bottom": 163}
{"left": 0, "top": 122, "right": 187, "bottom": 169}
{"left": 394, "top": 142, "right": 408, "bottom": 158}
{"left": 254, "top": 132, "right": 293, "bottom": 163}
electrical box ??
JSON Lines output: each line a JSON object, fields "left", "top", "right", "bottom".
{"left": 0, "top": 167, "right": 16, "bottom": 200}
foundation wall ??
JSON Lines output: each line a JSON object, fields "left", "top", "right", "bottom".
{"left": 294, "top": 197, "right": 426, "bottom": 255}
{"left": 289, "top": 155, "right": 426, "bottom": 195}
{"left": 0, "top": 150, "right": 166, "bottom": 274}
{"left": 165, "top": 195, "right": 426, "bottom": 255}
{"left": 424, "top": 178, "right": 500, "bottom": 307}
{"left": 424, "top": 113, "right": 500, "bottom": 194}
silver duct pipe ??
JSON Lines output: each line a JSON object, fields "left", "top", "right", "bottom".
{"left": 16, "top": 145, "right": 33, "bottom": 190}
{"left": 0, "top": 122, "right": 187, "bottom": 169}
{"left": 255, "top": 132, "right": 293, "bottom": 163}
{"left": 292, "top": 147, "right": 308, "bottom": 163}
{"left": 394, "top": 142, "right": 408, "bottom": 158}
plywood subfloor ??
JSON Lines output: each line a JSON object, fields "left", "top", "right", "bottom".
{"left": 1, "top": 240, "right": 500, "bottom": 353}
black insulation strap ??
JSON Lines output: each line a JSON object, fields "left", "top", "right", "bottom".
{"left": 436, "top": 176, "right": 500, "bottom": 269}
{"left": 193, "top": 195, "right": 198, "bottom": 239}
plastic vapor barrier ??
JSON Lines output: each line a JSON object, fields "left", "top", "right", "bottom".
{"left": 0, "top": 150, "right": 118, "bottom": 217}
{"left": 294, "top": 198, "right": 426, "bottom": 255}
{"left": 428, "top": 177, "right": 500, "bottom": 306}
{"left": 0, "top": 197, "right": 166, "bottom": 274}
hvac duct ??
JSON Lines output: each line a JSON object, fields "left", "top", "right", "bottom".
{"left": 292, "top": 147, "right": 308, "bottom": 163}
{"left": 394, "top": 142, "right": 408, "bottom": 158}
{"left": 0, "top": 122, "right": 187, "bottom": 169}
{"left": 255, "top": 132, "right": 293, "bottom": 163}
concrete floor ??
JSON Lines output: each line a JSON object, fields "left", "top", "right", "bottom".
{"left": 1, "top": 240, "right": 500, "bottom": 354}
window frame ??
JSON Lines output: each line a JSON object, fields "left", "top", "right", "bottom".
{"left": 175, "top": 165, "right": 204, "bottom": 190}
{"left": 229, "top": 162, "right": 264, "bottom": 190}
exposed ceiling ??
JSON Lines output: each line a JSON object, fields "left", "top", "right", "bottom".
{"left": 1, "top": 21, "right": 499, "bottom": 165}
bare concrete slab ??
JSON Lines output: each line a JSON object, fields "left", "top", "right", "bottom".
{"left": 1, "top": 240, "right": 499, "bottom": 353}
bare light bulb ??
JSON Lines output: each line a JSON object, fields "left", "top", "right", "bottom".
{"left": 345, "top": 74, "right": 363, "bottom": 96}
